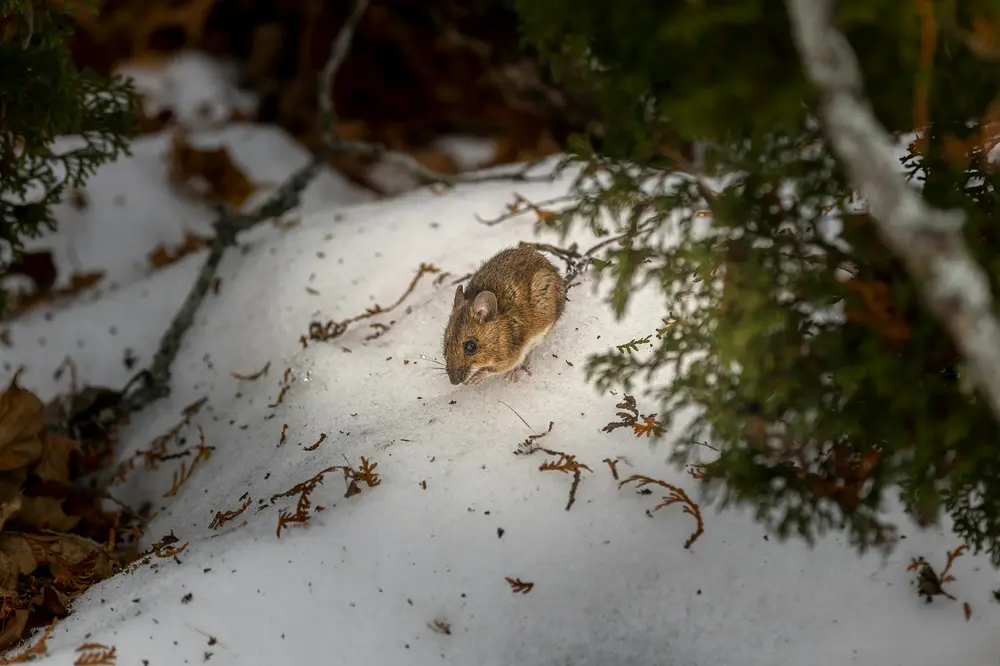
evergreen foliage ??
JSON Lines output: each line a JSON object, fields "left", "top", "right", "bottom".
{"left": 515, "top": 0, "right": 1000, "bottom": 562}
{"left": 0, "top": 0, "right": 137, "bottom": 310}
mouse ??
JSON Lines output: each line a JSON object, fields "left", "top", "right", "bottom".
{"left": 443, "top": 245, "right": 566, "bottom": 386}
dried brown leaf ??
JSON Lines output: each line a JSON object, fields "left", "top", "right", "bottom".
{"left": 168, "top": 132, "right": 258, "bottom": 209}
{"left": 15, "top": 496, "right": 80, "bottom": 532}
{"left": 33, "top": 432, "right": 81, "bottom": 484}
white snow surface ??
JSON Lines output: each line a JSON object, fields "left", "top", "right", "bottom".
{"left": 1, "top": 52, "right": 999, "bottom": 666}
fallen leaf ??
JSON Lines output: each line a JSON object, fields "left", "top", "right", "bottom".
{"left": 168, "top": 131, "right": 259, "bottom": 209}
{"left": 15, "top": 496, "right": 80, "bottom": 532}
{"left": 147, "top": 232, "right": 209, "bottom": 270}
{"left": 33, "top": 433, "right": 80, "bottom": 484}
{"left": 0, "top": 377, "right": 45, "bottom": 472}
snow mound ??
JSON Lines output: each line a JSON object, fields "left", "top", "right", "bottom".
{"left": 2, "top": 164, "right": 999, "bottom": 666}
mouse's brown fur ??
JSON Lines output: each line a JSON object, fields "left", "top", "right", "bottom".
{"left": 443, "top": 245, "right": 565, "bottom": 385}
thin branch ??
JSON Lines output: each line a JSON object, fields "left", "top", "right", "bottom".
{"left": 118, "top": 0, "right": 371, "bottom": 416}
{"left": 785, "top": 0, "right": 1000, "bottom": 423}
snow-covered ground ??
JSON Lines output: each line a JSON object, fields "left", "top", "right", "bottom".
{"left": 2, "top": 52, "right": 1000, "bottom": 666}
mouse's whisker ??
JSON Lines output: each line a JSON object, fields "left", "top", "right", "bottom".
{"left": 419, "top": 354, "right": 446, "bottom": 366}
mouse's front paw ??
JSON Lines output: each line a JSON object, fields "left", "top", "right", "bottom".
{"left": 504, "top": 362, "right": 533, "bottom": 383}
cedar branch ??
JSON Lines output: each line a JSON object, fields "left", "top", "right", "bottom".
{"left": 786, "top": 0, "right": 1000, "bottom": 425}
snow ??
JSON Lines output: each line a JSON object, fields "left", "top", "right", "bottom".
{"left": 2, "top": 51, "right": 1000, "bottom": 666}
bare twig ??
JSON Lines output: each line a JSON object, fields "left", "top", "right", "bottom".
{"left": 786, "top": 0, "right": 1000, "bottom": 424}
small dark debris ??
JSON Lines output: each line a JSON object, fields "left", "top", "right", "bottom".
{"left": 181, "top": 593, "right": 193, "bottom": 604}
{"left": 497, "top": 528, "right": 505, "bottom": 539}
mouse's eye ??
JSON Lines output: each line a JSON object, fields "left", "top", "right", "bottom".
{"left": 463, "top": 339, "right": 478, "bottom": 355}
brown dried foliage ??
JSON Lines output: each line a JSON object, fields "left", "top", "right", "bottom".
{"left": 908, "top": 544, "right": 967, "bottom": 603}
{"left": 505, "top": 577, "right": 534, "bottom": 594}
{"left": 0, "top": 619, "right": 56, "bottom": 664}
{"left": 146, "top": 232, "right": 210, "bottom": 271}
{"left": 69, "top": 0, "right": 570, "bottom": 170}
{"left": 1, "top": 248, "right": 107, "bottom": 320}
{"left": 162, "top": 428, "right": 214, "bottom": 498}
{"left": 303, "top": 433, "right": 326, "bottom": 451}
{"left": 73, "top": 642, "right": 117, "bottom": 665}
{"left": 167, "top": 132, "right": 259, "bottom": 210}
{"left": 308, "top": 263, "right": 439, "bottom": 343}
{"left": 603, "top": 458, "right": 621, "bottom": 481}
{"left": 514, "top": 422, "right": 591, "bottom": 511}
{"left": 601, "top": 394, "right": 664, "bottom": 438}
{"left": 842, "top": 278, "right": 911, "bottom": 343}
{"left": 270, "top": 457, "right": 381, "bottom": 537}
{"left": 632, "top": 416, "right": 664, "bottom": 438}
{"left": 148, "top": 530, "right": 189, "bottom": 559}
{"left": 619, "top": 475, "right": 705, "bottom": 549}
{"left": 231, "top": 362, "right": 270, "bottom": 381}
{"left": 0, "top": 376, "right": 132, "bottom": 652}
{"left": 112, "top": 397, "right": 207, "bottom": 484}
{"left": 601, "top": 395, "right": 639, "bottom": 434}
{"left": 268, "top": 368, "right": 293, "bottom": 409}
{"left": 209, "top": 497, "right": 252, "bottom": 530}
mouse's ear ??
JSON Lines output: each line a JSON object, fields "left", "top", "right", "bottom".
{"left": 472, "top": 290, "right": 498, "bottom": 322}
{"left": 453, "top": 285, "right": 466, "bottom": 310}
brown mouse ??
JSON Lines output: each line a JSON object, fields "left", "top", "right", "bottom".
{"left": 443, "top": 245, "right": 566, "bottom": 385}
